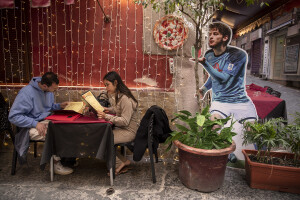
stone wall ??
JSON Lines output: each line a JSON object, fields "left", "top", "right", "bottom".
{"left": 1, "top": 87, "right": 177, "bottom": 159}
{"left": 1, "top": 88, "right": 176, "bottom": 125}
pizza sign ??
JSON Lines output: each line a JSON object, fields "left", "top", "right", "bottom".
{"left": 153, "top": 15, "right": 189, "bottom": 51}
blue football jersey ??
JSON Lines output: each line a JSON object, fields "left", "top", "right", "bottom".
{"left": 204, "top": 46, "right": 250, "bottom": 103}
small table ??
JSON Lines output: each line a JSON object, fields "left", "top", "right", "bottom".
{"left": 40, "top": 115, "right": 115, "bottom": 186}
{"left": 247, "top": 89, "right": 287, "bottom": 121}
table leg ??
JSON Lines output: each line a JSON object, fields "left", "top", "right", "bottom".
{"left": 110, "top": 168, "right": 113, "bottom": 186}
{"left": 50, "top": 155, "right": 54, "bottom": 181}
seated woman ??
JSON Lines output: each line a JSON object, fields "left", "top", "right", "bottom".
{"left": 97, "top": 71, "right": 139, "bottom": 175}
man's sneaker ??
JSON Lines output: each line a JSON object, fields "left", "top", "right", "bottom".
{"left": 54, "top": 162, "right": 73, "bottom": 175}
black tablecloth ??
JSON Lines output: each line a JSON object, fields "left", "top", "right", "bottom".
{"left": 265, "top": 100, "right": 287, "bottom": 121}
{"left": 40, "top": 121, "right": 115, "bottom": 171}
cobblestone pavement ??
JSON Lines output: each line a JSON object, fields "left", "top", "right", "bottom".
{"left": 0, "top": 140, "right": 299, "bottom": 200}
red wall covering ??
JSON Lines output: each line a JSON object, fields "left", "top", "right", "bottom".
{"left": 30, "top": 0, "right": 172, "bottom": 89}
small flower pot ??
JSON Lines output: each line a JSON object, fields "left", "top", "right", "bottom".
{"left": 174, "top": 140, "right": 236, "bottom": 192}
{"left": 242, "top": 149, "right": 300, "bottom": 194}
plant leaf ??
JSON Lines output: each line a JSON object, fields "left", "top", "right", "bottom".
{"left": 175, "top": 124, "right": 190, "bottom": 132}
{"left": 196, "top": 114, "right": 205, "bottom": 127}
{"left": 179, "top": 110, "right": 192, "bottom": 116}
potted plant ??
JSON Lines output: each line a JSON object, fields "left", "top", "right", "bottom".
{"left": 165, "top": 106, "right": 236, "bottom": 192}
{"left": 242, "top": 116, "right": 300, "bottom": 194}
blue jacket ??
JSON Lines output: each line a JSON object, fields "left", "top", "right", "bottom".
{"left": 8, "top": 77, "right": 61, "bottom": 160}
{"left": 9, "top": 77, "right": 61, "bottom": 128}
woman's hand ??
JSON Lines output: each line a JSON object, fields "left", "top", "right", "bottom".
{"left": 97, "top": 110, "right": 106, "bottom": 119}
{"left": 102, "top": 107, "right": 112, "bottom": 113}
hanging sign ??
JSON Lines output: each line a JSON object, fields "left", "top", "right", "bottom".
{"left": 0, "top": 0, "right": 14, "bottom": 8}
{"left": 262, "top": 36, "right": 270, "bottom": 75}
{"left": 284, "top": 44, "right": 299, "bottom": 74}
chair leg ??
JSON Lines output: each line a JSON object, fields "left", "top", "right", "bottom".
{"left": 34, "top": 142, "right": 37, "bottom": 158}
{"left": 110, "top": 168, "right": 114, "bottom": 186}
{"left": 50, "top": 155, "right": 54, "bottom": 181}
{"left": 148, "top": 146, "right": 156, "bottom": 183}
{"left": 120, "top": 146, "right": 126, "bottom": 157}
{"left": 11, "top": 148, "right": 18, "bottom": 175}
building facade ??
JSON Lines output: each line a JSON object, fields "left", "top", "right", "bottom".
{"left": 235, "top": 1, "right": 300, "bottom": 88}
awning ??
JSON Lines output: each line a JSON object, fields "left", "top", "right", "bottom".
{"left": 266, "top": 20, "right": 294, "bottom": 35}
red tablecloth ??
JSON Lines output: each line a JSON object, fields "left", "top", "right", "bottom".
{"left": 246, "top": 89, "right": 284, "bottom": 119}
{"left": 46, "top": 111, "right": 112, "bottom": 124}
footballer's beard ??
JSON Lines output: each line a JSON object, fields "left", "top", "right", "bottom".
{"left": 209, "top": 40, "right": 224, "bottom": 49}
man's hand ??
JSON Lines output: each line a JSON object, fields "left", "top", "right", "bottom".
{"left": 36, "top": 122, "right": 47, "bottom": 137}
{"left": 60, "top": 102, "right": 69, "bottom": 109}
{"left": 198, "top": 57, "right": 206, "bottom": 64}
{"left": 199, "top": 88, "right": 205, "bottom": 99}
{"left": 97, "top": 110, "right": 106, "bottom": 119}
{"left": 199, "top": 86, "right": 208, "bottom": 100}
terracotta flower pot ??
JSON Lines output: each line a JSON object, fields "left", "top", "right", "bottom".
{"left": 174, "top": 140, "right": 236, "bottom": 192}
{"left": 242, "top": 149, "right": 300, "bottom": 194}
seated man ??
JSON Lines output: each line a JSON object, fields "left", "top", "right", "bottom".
{"left": 9, "top": 72, "right": 73, "bottom": 175}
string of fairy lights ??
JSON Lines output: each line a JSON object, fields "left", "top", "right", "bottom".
{"left": 70, "top": 3, "right": 74, "bottom": 88}
{"left": 99, "top": 0, "right": 104, "bottom": 87}
{"left": 106, "top": 0, "right": 113, "bottom": 72}
{"left": 117, "top": 0, "right": 121, "bottom": 72}
{"left": 113, "top": 0, "right": 118, "bottom": 70}
{"left": 124, "top": 0, "right": 128, "bottom": 84}
{"left": 0, "top": 0, "right": 202, "bottom": 116}
{"left": 90, "top": 0, "right": 97, "bottom": 87}
{"left": 0, "top": 0, "right": 215, "bottom": 161}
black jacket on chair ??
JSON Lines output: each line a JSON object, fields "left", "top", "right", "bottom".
{"left": 133, "top": 105, "right": 172, "bottom": 161}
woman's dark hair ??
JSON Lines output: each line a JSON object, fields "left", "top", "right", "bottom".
{"left": 103, "top": 71, "right": 138, "bottom": 104}
{"left": 41, "top": 72, "right": 59, "bottom": 87}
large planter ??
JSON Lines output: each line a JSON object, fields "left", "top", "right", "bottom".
{"left": 242, "top": 149, "right": 300, "bottom": 194}
{"left": 174, "top": 140, "right": 236, "bottom": 192}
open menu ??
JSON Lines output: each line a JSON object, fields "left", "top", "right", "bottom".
{"left": 63, "top": 102, "right": 86, "bottom": 114}
{"left": 82, "top": 91, "right": 104, "bottom": 112}
{"left": 45, "top": 102, "right": 85, "bottom": 121}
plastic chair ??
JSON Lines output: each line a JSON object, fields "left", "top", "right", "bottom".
{"left": 114, "top": 114, "right": 157, "bottom": 183}
{"left": 264, "top": 86, "right": 273, "bottom": 94}
{"left": 271, "top": 90, "right": 281, "bottom": 98}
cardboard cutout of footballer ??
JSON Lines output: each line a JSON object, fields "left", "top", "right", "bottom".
{"left": 198, "top": 22, "right": 258, "bottom": 124}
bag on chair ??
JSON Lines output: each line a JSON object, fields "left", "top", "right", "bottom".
{"left": 96, "top": 92, "right": 111, "bottom": 107}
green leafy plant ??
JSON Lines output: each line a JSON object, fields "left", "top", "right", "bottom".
{"left": 284, "top": 124, "right": 300, "bottom": 165}
{"left": 292, "top": 112, "right": 300, "bottom": 126}
{"left": 165, "top": 105, "right": 236, "bottom": 150}
{"left": 243, "top": 118, "right": 288, "bottom": 162}
{"left": 282, "top": 113, "right": 300, "bottom": 165}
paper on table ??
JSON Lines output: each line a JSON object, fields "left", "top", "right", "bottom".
{"left": 64, "top": 102, "right": 86, "bottom": 114}
{"left": 82, "top": 91, "right": 104, "bottom": 112}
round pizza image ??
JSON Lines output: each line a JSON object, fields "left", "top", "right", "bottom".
{"left": 153, "top": 15, "right": 189, "bottom": 51}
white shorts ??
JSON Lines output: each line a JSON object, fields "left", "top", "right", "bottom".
{"left": 210, "top": 101, "right": 257, "bottom": 123}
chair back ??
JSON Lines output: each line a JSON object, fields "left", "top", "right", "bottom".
{"left": 264, "top": 86, "right": 273, "bottom": 94}
{"left": 271, "top": 90, "right": 281, "bottom": 98}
